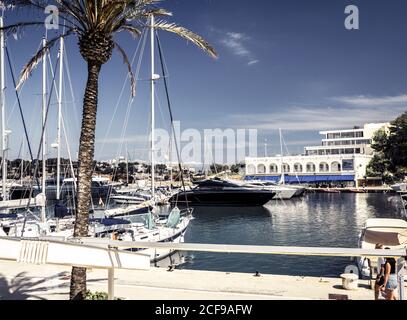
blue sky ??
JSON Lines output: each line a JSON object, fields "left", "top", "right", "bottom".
{"left": 2, "top": 0, "right": 407, "bottom": 163}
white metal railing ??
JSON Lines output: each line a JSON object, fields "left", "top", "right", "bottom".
{"left": 69, "top": 238, "right": 406, "bottom": 258}
{"left": 0, "top": 236, "right": 151, "bottom": 300}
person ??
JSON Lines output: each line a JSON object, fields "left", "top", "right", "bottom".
{"left": 380, "top": 248, "right": 398, "bottom": 300}
{"left": 373, "top": 243, "right": 385, "bottom": 300}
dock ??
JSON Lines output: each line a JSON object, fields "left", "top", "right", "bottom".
{"left": 0, "top": 260, "right": 386, "bottom": 300}
{"left": 307, "top": 187, "right": 393, "bottom": 194}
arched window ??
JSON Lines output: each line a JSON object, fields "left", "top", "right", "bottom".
{"left": 247, "top": 164, "right": 256, "bottom": 174}
{"left": 282, "top": 163, "right": 290, "bottom": 173}
{"left": 319, "top": 162, "right": 329, "bottom": 172}
{"left": 269, "top": 163, "right": 278, "bottom": 173}
{"left": 306, "top": 162, "right": 316, "bottom": 173}
{"left": 257, "top": 164, "right": 266, "bottom": 174}
{"left": 331, "top": 161, "right": 341, "bottom": 172}
{"left": 294, "top": 163, "right": 303, "bottom": 173}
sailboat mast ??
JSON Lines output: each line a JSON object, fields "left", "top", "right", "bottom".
{"left": 169, "top": 133, "right": 173, "bottom": 187}
{"left": 41, "top": 37, "right": 47, "bottom": 222}
{"left": 21, "top": 139, "right": 24, "bottom": 185}
{"left": 150, "top": 14, "right": 155, "bottom": 199}
{"left": 279, "top": 128, "right": 285, "bottom": 184}
{"left": 56, "top": 37, "right": 64, "bottom": 200}
{"left": 0, "top": 17, "right": 6, "bottom": 201}
{"left": 125, "top": 143, "right": 129, "bottom": 185}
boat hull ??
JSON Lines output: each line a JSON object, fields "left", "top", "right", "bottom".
{"left": 169, "top": 190, "right": 275, "bottom": 206}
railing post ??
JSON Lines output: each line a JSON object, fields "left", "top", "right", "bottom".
{"left": 398, "top": 258, "right": 405, "bottom": 300}
{"left": 108, "top": 268, "right": 114, "bottom": 300}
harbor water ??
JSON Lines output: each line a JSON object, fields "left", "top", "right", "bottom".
{"left": 169, "top": 193, "right": 406, "bottom": 277}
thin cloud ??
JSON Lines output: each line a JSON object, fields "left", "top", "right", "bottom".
{"left": 248, "top": 59, "right": 259, "bottom": 66}
{"left": 334, "top": 94, "right": 407, "bottom": 106}
{"left": 210, "top": 27, "right": 259, "bottom": 66}
{"left": 227, "top": 105, "right": 405, "bottom": 132}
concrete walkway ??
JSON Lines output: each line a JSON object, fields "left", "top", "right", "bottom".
{"left": 0, "top": 260, "right": 394, "bottom": 300}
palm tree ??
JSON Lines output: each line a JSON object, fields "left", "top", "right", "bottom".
{"left": 1, "top": 0, "right": 217, "bottom": 299}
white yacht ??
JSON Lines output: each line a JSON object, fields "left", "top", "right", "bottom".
{"left": 228, "top": 179, "right": 300, "bottom": 200}
{"left": 357, "top": 218, "right": 407, "bottom": 277}
{"left": 391, "top": 183, "right": 407, "bottom": 193}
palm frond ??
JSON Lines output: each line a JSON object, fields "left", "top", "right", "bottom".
{"left": 143, "top": 8, "right": 172, "bottom": 17}
{"left": 114, "top": 41, "right": 136, "bottom": 97}
{"left": 127, "top": 7, "right": 172, "bottom": 19}
{"left": 0, "top": 22, "right": 62, "bottom": 36}
{"left": 153, "top": 20, "right": 217, "bottom": 59}
{"left": 120, "top": 25, "right": 141, "bottom": 38}
{"left": 16, "top": 30, "right": 74, "bottom": 90}
{"left": 1, "top": 0, "right": 48, "bottom": 10}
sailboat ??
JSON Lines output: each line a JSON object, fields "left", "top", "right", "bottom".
{"left": 276, "top": 128, "right": 306, "bottom": 197}
{"left": 0, "top": 17, "right": 38, "bottom": 212}
{"left": 78, "top": 15, "right": 192, "bottom": 261}
{"left": 1, "top": 15, "right": 192, "bottom": 262}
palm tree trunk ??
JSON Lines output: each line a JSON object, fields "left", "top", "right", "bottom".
{"left": 69, "top": 62, "right": 101, "bottom": 300}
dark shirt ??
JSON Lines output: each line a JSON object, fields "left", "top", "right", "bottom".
{"left": 385, "top": 258, "right": 396, "bottom": 274}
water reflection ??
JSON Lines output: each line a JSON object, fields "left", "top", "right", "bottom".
{"left": 176, "top": 193, "right": 406, "bottom": 277}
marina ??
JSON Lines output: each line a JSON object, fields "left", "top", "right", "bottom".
{"left": 1, "top": 192, "right": 406, "bottom": 300}
{"left": 0, "top": 0, "right": 405, "bottom": 305}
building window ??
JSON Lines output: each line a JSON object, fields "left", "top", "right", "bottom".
{"left": 294, "top": 163, "right": 303, "bottom": 173}
{"left": 257, "top": 164, "right": 266, "bottom": 174}
{"left": 328, "top": 133, "right": 341, "bottom": 139}
{"left": 341, "top": 132, "right": 356, "bottom": 138}
{"left": 331, "top": 161, "right": 341, "bottom": 172}
{"left": 282, "top": 163, "right": 290, "bottom": 173}
{"left": 342, "top": 159, "right": 354, "bottom": 171}
{"left": 319, "top": 162, "right": 329, "bottom": 172}
{"left": 269, "top": 163, "right": 278, "bottom": 173}
{"left": 306, "top": 150, "right": 318, "bottom": 156}
{"left": 247, "top": 164, "right": 256, "bottom": 174}
{"left": 306, "top": 163, "right": 316, "bottom": 173}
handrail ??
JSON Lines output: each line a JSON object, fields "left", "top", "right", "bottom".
{"left": 61, "top": 237, "right": 407, "bottom": 258}
{"left": 0, "top": 236, "right": 150, "bottom": 270}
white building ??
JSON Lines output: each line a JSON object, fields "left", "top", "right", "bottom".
{"left": 245, "top": 123, "right": 389, "bottom": 186}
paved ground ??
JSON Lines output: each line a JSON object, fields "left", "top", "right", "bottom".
{"left": 0, "top": 260, "right": 391, "bottom": 300}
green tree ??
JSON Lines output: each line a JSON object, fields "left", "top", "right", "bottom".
{"left": 367, "top": 112, "right": 407, "bottom": 181}
{"left": 387, "top": 111, "right": 407, "bottom": 178}
{"left": 3, "top": 0, "right": 217, "bottom": 300}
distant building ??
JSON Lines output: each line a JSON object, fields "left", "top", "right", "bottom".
{"left": 245, "top": 122, "right": 389, "bottom": 187}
